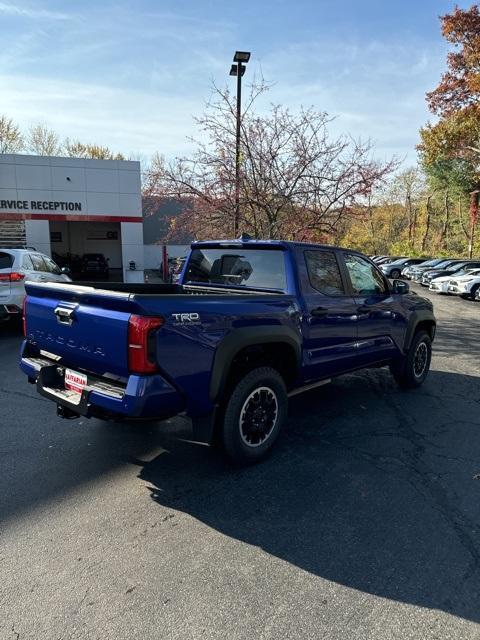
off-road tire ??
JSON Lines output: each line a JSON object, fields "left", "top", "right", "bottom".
{"left": 390, "top": 330, "right": 432, "bottom": 389}
{"left": 220, "top": 367, "right": 288, "bottom": 465}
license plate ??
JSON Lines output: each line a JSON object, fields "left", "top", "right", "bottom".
{"left": 65, "top": 369, "right": 87, "bottom": 395}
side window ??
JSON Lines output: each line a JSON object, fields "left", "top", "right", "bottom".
{"left": 31, "top": 254, "right": 47, "bottom": 272}
{"left": 43, "top": 257, "right": 62, "bottom": 275}
{"left": 344, "top": 254, "right": 387, "bottom": 295}
{"left": 304, "top": 250, "right": 345, "bottom": 296}
{"left": 0, "top": 252, "right": 14, "bottom": 269}
{"left": 22, "top": 254, "right": 34, "bottom": 270}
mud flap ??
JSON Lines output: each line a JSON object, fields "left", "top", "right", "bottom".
{"left": 191, "top": 406, "right": 219, "bottom": 444}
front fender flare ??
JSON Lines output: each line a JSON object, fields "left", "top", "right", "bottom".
{"left": 403, "top": 310, "right": 436, "bottom": 353}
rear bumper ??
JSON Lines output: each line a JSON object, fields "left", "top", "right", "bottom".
{"left": 0, "top": 291, "right": 24, "bottom": 318}
{"left": 0, "top": 303, "right": 22, "bottom": 320}
{"left": 19, "top": 344, "right": 186, "bottom": 421}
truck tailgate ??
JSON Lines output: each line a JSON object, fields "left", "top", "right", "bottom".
{"left": 24, "top": 282, "right": 138, "bottom": 377}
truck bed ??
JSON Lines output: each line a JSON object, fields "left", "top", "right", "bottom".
{"left": 28, "top": 280, "right": 284, "bottom": 299}
{"left": 22, "top": 279, "right": 296, "bottom": 384}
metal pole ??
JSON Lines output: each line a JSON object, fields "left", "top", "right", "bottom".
{"left": 234, "top": 61, "right": 242, "bottom": 236}
{"left": 162, "top": 244, "right": 168, "bottom": 282}
{"left": 468, "top": 189, "right": 479, "bottom": 259}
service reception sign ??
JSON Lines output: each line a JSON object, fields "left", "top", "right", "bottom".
{"left": 0, "top": 153, "right": 142, "bottom": 220}
{"left": 0, "top": 199, "right": 82, "bottom": 212}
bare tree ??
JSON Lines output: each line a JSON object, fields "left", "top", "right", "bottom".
{"left": 0, "top": 115, "right": 24, "bottom": 154}
{"left": 27, "top": 123, "right": 62, "bottom": 156}
{"left": 146, "top": 80, "right": 396, "bottom": 240}
{"left": 392, "top": 168, "right": 425, "bottom": 246}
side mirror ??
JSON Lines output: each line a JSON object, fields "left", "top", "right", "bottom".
{"left": 392, "top": 279, "right": 409, "bottom": 294}
{"left": 61, "top": 266, "right": 71, "bottom": 275}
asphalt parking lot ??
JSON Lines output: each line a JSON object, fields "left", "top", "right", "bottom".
{"left": 1, "top": 285, "right": 480, "bottom": 640}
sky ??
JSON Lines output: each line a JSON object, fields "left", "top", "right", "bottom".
{"left": 0, "top": 0, "right": 472, "bottom": 166}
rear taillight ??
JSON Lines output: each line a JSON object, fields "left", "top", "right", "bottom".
{"left": 128, "top": 315, "right": 164, "bottom": 374}
{"left": 22, "top": 296, "right": 28, "bottom": 336}
{"left": 0, "top": 272, "right": 25, "bottom": 282}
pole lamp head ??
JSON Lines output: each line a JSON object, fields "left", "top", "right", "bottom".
{"left": 229, "top": 64, "right": 246, "bottom": 77}
{"left": 233, "top": 51, "right": 251, "bottom": 63}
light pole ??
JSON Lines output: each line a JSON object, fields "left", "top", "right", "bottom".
{"left": 229, "top": 50, "right": 250, "bottom": 236}
{"left": 468, "top": 188, "right": 480, "bottom": 258}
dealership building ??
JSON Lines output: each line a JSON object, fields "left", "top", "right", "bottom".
{"left": 0, "top": 153, "right": 145, "bottom": 280}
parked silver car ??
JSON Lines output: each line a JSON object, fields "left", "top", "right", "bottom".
{"left": 0, "top": 248, "right": 71, "bottom": 322}
{"left": 403, "top": 258, "right": 444, "bottom": 280}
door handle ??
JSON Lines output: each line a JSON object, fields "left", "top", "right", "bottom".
{"left": 54, "top": 306, "right": 75, "bottom": 326}
{"left": 357, "top": 305, "right": 371, "bottom": 315}
{"left": 311, "top": 306, "right": 329, "bottom": 317}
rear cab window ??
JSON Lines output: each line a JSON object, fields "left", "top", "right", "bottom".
{"left": 184, "top": 248, "right": 287, "bottom": 291}
{"left": 304, "top": 250, "right": 345, "bottom": 296}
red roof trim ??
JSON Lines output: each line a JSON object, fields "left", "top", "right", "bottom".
{"left": 0, "top": 213, "right": 142, "bottom": 223}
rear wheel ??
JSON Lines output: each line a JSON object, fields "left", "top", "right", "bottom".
{"left": 390, "top": 268, "right": 401, "bottom": 279}
{"left": 390, "top": 330, "right": 432, "bottom": 389}
{"left": 220, "top": 367, "right": 288, "bottom": 465}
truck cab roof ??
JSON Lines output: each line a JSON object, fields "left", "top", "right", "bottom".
{"left": 191, "top": 239, "right": 362, "bottom": 255}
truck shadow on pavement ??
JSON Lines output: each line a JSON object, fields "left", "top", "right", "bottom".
{"left": 3, "top": 318, "right": 480, "bottom": 623}
{"left": 139, "top": 367, "right": 480, "bottom": 624}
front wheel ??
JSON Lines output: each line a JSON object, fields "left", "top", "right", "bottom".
{"left": 220, "top": 367, "right": 288, "bottom": 465}
{"left": 390, "top": 269, "right": 401, "bottom": 279}
{"left": 390, "top": 330, "right": 432, "bottom": 389}
{"left": 469, "top": 283, "right": 480, "bottom": 300}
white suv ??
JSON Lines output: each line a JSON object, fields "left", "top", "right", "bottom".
{"left": 0, "top": 248, "right": 71, "bottom": 322}
{"left": 446, "top": 269, "right": 480, "bottom": 299}
{"left": 429, "top": 268, "right": 480, "bottom": 294}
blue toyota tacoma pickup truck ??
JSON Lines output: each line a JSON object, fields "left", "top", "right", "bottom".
{"left": 20, "top": 239, "right": 436, "bottom": 464}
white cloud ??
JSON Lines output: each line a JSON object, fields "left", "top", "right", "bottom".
{"left": 0, "top": 5, "right": 448, "bottom": 168}
{"left": 0, "top": 74, "right": 200, "bottom": 159}
{"left": 0, "top": 1, "right": 71, "bottom": 20}
{"left": 252, "top": 37, "right": 447, "bottom": 164}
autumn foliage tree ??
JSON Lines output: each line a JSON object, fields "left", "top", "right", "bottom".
{"left": 27, "top": 123, "right": 62, "bottom": 156}
{"left": 426, "top": 5, "right": 480, "bottom": 117}
{"left": 146, "top": 81, "right": 395, "bottom": 241}
{"left": 63, "top": 138, "right": 125, "bottom": 160}
{"left": 0, "top": 115, "right": 24, "bottom": 153}
{"left": 0, "top": 113, "right": 126, "bottom": 161}
{"left": 419, "top": 4, "right": 480, "bottom": 256}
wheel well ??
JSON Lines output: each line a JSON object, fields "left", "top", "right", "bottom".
{"left": 415, "top": 320, "right": 436, "bottom": 341}
{"left": 224, "top": 342, "right": 298, "bottom": 393}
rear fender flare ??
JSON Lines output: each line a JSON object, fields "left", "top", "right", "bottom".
{"left": 209, "top": 326, "right": 301, "bottom": 403}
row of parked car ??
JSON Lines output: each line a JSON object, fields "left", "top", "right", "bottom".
{"left": 370, "top": 255, "right": 480, "bottom": 301}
